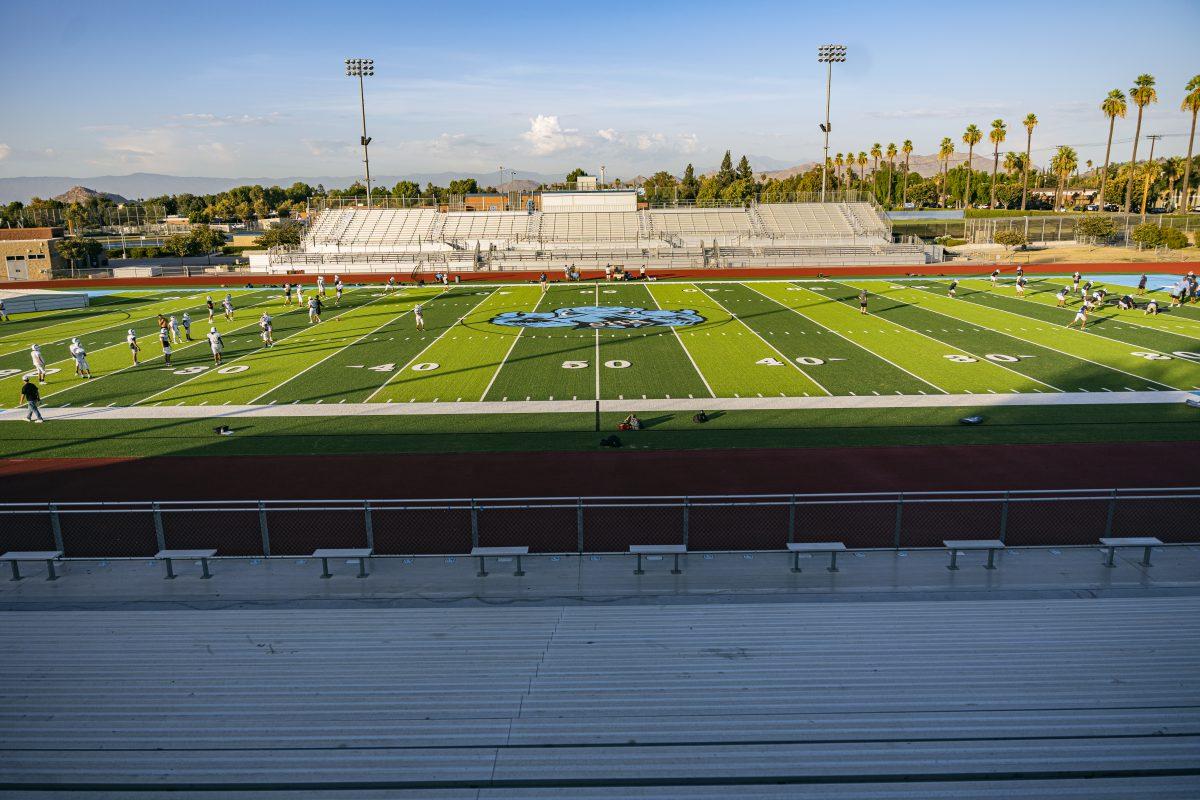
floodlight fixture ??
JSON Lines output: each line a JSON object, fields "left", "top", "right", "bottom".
{"left": 817, "top": 45, "right": 847, "bottom": 202}
{"left": 345, "top": 58, "right": 375, "bottom": 206}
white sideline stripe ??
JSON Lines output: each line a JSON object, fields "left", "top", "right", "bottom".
{"left": 479, "top": 287, "right": 547, "bottom": 402}
{"left": 247, "top": 289, "right": 445, "bottom": 404}
{"left": 644, "top": 284, "right": 715, "bottom": 399}
{"left": 364, "top": 289, "right": 499, "bottom": 403}
{"left": 0, "top": 290, "right": 207, "bottom": 354}
{"left": 2, "top": 390, "right": 1190, "bottom": 421}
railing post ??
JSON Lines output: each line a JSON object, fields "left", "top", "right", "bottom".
{"left": 470, "top": 499, "right": 479, "bottom": 549}
{"left": 998, "top": 491, "right": 1009, "bottom": 544}
{"left": 363, "top": 501, "right": 375, "bottom": 551}
{"left": 682, "top": 497, "right": 690, "bottom": 548}
{"left": 893, "top": 493, "right": 904, "bottom": 548}
{"left": 48, "top": 504, "right": 64, "bottom": 553}
{"left": 1104, "top": 489, "right": 1118, "bottom": 538}
{"left": 152, "top": 502, "right": 166, "bottom": 552}
{"left": 258, "top": 501, "right": 271, "bottom": 557}
{"left": 787, "top": 494, "right": 796, "bottom": 544}
{"left": 576, "top": 498, "right": 584, "bottom": 553}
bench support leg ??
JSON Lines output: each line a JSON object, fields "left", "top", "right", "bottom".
{"left": 357, "top": 557, "right": 368, "bottom": 579}
{"left": 634, "top": 554, "right": 644, "bottom": 575}
{"left": 45, "top": 559, "right": 57, "bottom": 581}
{"left": 8, "top": 561, "right": 20, "bottom": 582}
{"left": 163, "top": 558, "right": 176, "bottom": 580}
{"left": 1142, "top": 546, "right": 1153, "bottom": 567}
{"left": 791, "top": 552, "right": 801, "bottom": 573}
{"left": 671, "top": 554, "right": 681, "bottom": 575}
{"left": 514, "top": 555, "right": 524, "bottom": 577}
{"left": 1105, "top": 546, "right": 1117, "bottom": 568}
{"left": 985, "top": 549, "right": 997, "bottom": 570}
{"left": 947, "top": 550, "right": 959, "bottom": 571}
{"left": 320, "top": 557, "right": 331, "bottom": 579}
{"left": 200, "top": 558, "right": 211, "bottom": 580}
{"left": 828, "top": 551, "right": 839, "bottom": 573}
{"left": 477, "top": 556, "right": 488, "bottom": 578}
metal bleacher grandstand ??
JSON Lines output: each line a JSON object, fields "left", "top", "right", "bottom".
{"left": 255, "top": 195, "right": 932, "bottom": 274}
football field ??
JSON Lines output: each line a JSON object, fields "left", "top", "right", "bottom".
{"left": 2, "top": 276, "right": 1199, "bottom": 415}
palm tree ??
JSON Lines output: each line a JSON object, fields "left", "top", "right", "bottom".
{"left": 1139, "top": 159, "right": 1163, "bottom": 221}
{"left": 1181, "top": 75, "right": 1200, "bottom": 214}
{"left": 961, "top": 124, "right": 982, "bottom": 208}
{"left": 885, "top": 142, "right": 898, "bottom": 206}
{"left": 857, "top": 151, "right": 868, "bottom": 183}
{"left": 1020, "top": 113, "right": 1038, "bottom": 210}
{"left": 1161, "top": 156, "right": 1184, "bottom": 210}
{"left": 901, "top": 140, "right": 914, "bottom": 206}
{"left": 987, "top": 119, "right": 1006, "bottom": 208}
{"left": 938, "top": 137, "right": 954, "bottom": 208}
{"left": 1097, "top": 89, "right": 1127, "bottom": 211}
{"left": 1123, "top": 74, "right": 1158, "bottom": 212}
{"left": 834, "top": 153, "right": 844, "bottom": 183}
{"left": 870, "top": 143, "right": 882, "bottom": 174}
{"left": 1050, "top": 146, "right": 1079, "bottom": 212}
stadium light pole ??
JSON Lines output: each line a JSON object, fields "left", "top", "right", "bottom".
{"left": 817, "top": 44, "right": 846, "bottom": 203}
{"left": 345, "top": 58, "right": 375, "bottom": 209}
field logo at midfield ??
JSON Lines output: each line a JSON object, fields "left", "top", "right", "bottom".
{"left": 491, "top": 306, "right": 705, "bottom": 329}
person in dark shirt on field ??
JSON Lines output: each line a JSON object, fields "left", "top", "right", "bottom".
{"left": 858, "top": 289, "right": 869, "bottom": 315}
{"left": 947, "top": 280, "right": 958, "bottom": 298}
{"left": 1137, "top": 274, "right": 1147, "bottom": 295}
{"left": 20, "top": 377, "right": 44, "bottom": 423}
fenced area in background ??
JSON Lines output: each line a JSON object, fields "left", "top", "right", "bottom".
{"left": 891, "top": 214, "right": 1198, "bottom": 244}
{"left": 3, "top": 488, "right": 1196, "bottom": 558}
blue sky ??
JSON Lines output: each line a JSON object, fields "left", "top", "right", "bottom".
{"left": 1, "top": 0, "right": 1198, "bottom": 180}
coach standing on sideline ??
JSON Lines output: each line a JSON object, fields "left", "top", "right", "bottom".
{"left": 20, "top": 376, "right": 44, "bottom": 423}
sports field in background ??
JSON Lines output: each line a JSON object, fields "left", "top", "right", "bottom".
{"left": 2, "top": 276, "right": 1198, "bottom": 412}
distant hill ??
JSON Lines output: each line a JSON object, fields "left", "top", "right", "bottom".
{"left": 51, "top": 185, "right": 128, "bottom": 204}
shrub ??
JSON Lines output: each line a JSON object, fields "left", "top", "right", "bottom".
{"left": 1129, "top": 223, "right": 1164, "bottom": 248}
{"left": 1075, "top": 215, "right": 1118, "bottom": 242}
{"left": 1195, "top": 230, "right": 1200, "bottom": 248}
{"left": 1162, "top": 227, "right": 1189, "bottom": 249}
{"left": 993, "top": 229, "right": 1027, "bottom": 250}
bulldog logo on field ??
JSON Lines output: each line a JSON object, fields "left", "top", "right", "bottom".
{"left": 491, "top": 306, "right": 705, "bottom": 330}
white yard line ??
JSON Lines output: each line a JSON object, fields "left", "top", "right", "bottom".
{"left": 364, "top": 289, "right": 499, "bottom": 403}
{"left": 248, "top": 289, "right": 446, "bottom": 404}
{"left": 643, "top": 284, "right": 715, "bottom": 398}
{"left": 890, "top": 283, "right": 1185, "bottom": 391}
{"left": 594, "top": 283, "right": 601, "bottom": 400}
{"left": 3, "top": 389, "right": 1189, "bottom": 421}
{"left": 692, "top": 283, "right": 833, "bottom": 396}
{"left": 134, "top": 288, "right": 375, "bottom": 405}
{"left": 478, "top": 287, "right": 549, "bottom": 402}
{"left": 751, "top": 282, "right": 947, "bottom": 395}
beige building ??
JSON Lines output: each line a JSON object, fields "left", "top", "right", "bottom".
{"left": 0, "top": 228, "right": 68, "bottom": 281}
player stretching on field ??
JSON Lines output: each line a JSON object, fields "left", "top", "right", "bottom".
{"left": 1145, "top": 298, "right": 1159, "bottom": 315}
{"left": 989, "top": 268, "right": 1000, "bottom": 288}
{"left": 414, "top": 303, "right": 425, "bottom": 332}
{"left": 222, "top": 294, "right": 235, "bottom": 321}
{"left": 1055, "top": 287, "right": 1067, "bottom": 306}
{"left": 1015, "top": 275, "right": 1027, "bottom": 296}
{"left": 69, "top": 338, "right": 91, "bottom": 379}
{"left": 947, "top": 279, "right": 958, "bottom": 298}
{"left": 29, "top": 344, "right": 47, "bottom": 383}
{"left": 1067, "top": 306, "right": 1088, "bottom": 330}
{"left": 207, "top": 327, "right": 224, "bottom": 365}
{"left": 127, "top": 329, "right": 141, "bottom": 365}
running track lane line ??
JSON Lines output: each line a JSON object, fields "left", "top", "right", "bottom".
{"left": 751, "top": 282, "right": 948, "bottom": 395}
{"left": 133, "top": 288, "right": 379, "bottom": 406}
{"left": 888, "top": 282, "right": 1186, "bottom": 391}
{"left": 28, "top": 291, "right": 287, "bottom": 405}
{"left": 823, "top": 280, "right": 1066, "bottom": 394}
{"left": 687, "top": 282, "right": 833, "bottom": 397}
{"left": 642, "top": 283, "right": 715, "bottom": 399}
{"left": 246, "top": 288, "right": 449, "bottom": 404}
{"left": 363, "top": 288, "right": 499, "bottom": 403}
{"left": 478, "top": 287, "right": 549, "bottom": 402}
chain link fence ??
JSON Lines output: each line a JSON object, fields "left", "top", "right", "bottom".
{"left": 1, "top": 489, "right": 1196, "bottom": 557}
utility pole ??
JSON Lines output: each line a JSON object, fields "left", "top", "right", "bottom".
{"left": 345, "top": 58, "right": 375, "bottom": 208}
{"left": 816, "top": 45, "right": 846, "bottom": 203}
{"left": 1142, "top": 134, "right": 1163, "bottom": 222}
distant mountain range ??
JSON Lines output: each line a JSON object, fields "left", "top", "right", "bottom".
{"left": 0, "top": 154, "right": 997, "bottom": 203}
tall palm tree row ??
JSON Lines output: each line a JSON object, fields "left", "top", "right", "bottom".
{"left": 1050, "top": 145, "right": 1079, "bottom": 212}
{"left": 857, "top": 151, "right": 868, "bottom": 183}
{"left": 961, "top": 124, "right": 982, "bottom": 208}
{"left": 938, "top": 137, "right": 954, "bottom": 208}
{"left": 1097, "top": 89, "right": 1127, "bottom": 211}
{"left": 1123, "top": 74, "right": 1158, "bottom": 212}
{"left": 870, "top": 143, "right": 883, "bottom": 201}
{"left": 834, "top": 153, "right": 844, "bottom": 183}
{"left": 901, "top": 140, "right": 913, "bottom": 206}
{"left": 988, "top": 119, "right": 1006, "bottom": 208}
{"left": 1182, "top": 75, "right": 1200, "bottom": 213}
{"left": 1020, "top": 114, "right": 1038, "bottom": 211}
{"left": 885, "top": 142, "right": 898, "bottom": 206}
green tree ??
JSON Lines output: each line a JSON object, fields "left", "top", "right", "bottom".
{"left": 720, "top": 178, "right": 755, "bottom": 204}
{"left": 643, "top": 171, "right": 679, "bottom": 203}
{"left": 55, "top": 237, "right": 103, "bottom": 273}
{"left": 1181, "top": 75, "right": 1200, "bottom": 214}
{"left": 254, "top": 221, "right": 303, "bottom": 249}
{"left": 856, "top": 151, "right": 868, "bottom": 183}
{"left": 1075, "top": 215, "right": 1118, "bottom": 242}
{"left": 987, "top": 120, "right": 1006, "bottom": 208}
{"left": 565, "top": 168, "right": 589, "bottom": 185}
{"left": 1097, "top": 89, "right": 1127, "bottom": 210}
{"left": 1050, "top": 145, "right": 1079, "bottom": 211}
{"left": 1124, "top": 74, "right": 1158, "bottom": 211}
{"left": 900, "top": 140, "right": 913, "bottom": 206}
{"left": 1129, "top": 222, "right": 1163, "bottom": 248}
{"left": 735, "top": 155, "right": 753, "bottom": 182}
{"left": 937, "top": 137, "right": 954, "bottom": 207}
{"left": 885, "top": 143, "right": 897, "bottom": 206}
{"left": 716, "top": 151, "right": 735, "bottom": 187}
{"left": 1020, "top": 113, "right": 1038, "bottom": 210}
{"left": 961, "top": 124, "right": 983, "bottom": 208}
{"left": 1162, "top": 226, "right": 1189, "bottom": 249}
{"left": 391, "top": 181, "right": 420, "bottom": 200}
{"left": 188, "top": 225, "right": 226, "bottom": 262}
{"left": 680, "top": 164, "right": 699, "bottom": 200}
{"left": 447, "top": 178, "right": 479, "bottom": 195}
{"left": 993, "top": 229, "right": 1027, "bottom": 250}
{"left": 160, "top": 233, "right": 197, "bottom": 264}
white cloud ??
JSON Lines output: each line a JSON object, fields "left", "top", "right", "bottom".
{"left": 521, "top": 115, "right": 584, "bottom": 155}
{"left": 0, "top": 143, "right": 10, "bottom": 161}
{"left": 593, "top": 128, "right": 701, "bottom": 155}
{"left": 597, "top": 128, "right": 619, "bottom": 142}
{"left": 169, "top": 112, "right": 283, "bottom": 128}
{"left": 866, "top": 103, "right": 1012, "bottom": 120}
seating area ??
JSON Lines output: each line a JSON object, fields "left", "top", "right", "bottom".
{"left": 756, "top": 202, "right": 889, "bottom": 242}
{"left": 438, "top": 211, "right": 531, "bottom": 244}
{"left": 536, "top": 211, "right": 642, "bottom": 242}
{"left": 646, "top": 209, "right": 753, "bottom": 241}
{"left": 306, "top": 208, "right": 438, "bottom": 252}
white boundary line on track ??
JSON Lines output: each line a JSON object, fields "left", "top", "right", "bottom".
{"left": 479, "top": 286, "right": 547, "bottom": 402}
{"left": 747, "top": 282, "right": 948, "bottom": 395}
{"left": 27, "top": 291, "right": 287, "bottom": 405}
{"left": 363, "top": 288, "right": 500, "bottom": 403}
{"left": 134, "top": 288, "right": 379, "bottom": 406}
{"left": 883, "top": 281, "right": 1186, "bottom": 391}
{"left": 642, "top": 283, "right": 716, "bottom": 399}
{"left": 691, "top": 282, "right": 833, "bottom": 397}
{"left": 248, "top": 288, "right": 447, "bottom": 404}
{"left": 820, "top": 279, "right": 1066, "bottom": 394}
{"left": 4, "top": 389, "right": 1191, "bottom": 421}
